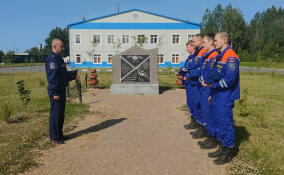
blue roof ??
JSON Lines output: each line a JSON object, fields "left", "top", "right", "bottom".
{"left": 68, "top": 8, "right": 201, "bottom": 27}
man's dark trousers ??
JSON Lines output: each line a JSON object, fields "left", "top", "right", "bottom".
{"left": 48, "top": 90, "right": 66, "bottom": 140}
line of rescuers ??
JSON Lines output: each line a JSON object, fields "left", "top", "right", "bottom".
{"left": 177, "top": 31, "right": 240, "bottom": 165}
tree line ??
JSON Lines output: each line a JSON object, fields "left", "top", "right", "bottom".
{"left": 0, "top": 27, "right": 69, "bottom": 64}
{"left": 0, "top": 5, "right": 283, "bottom": 64}
{"left": 202, "top": 4, "right": 284, "bottom": 62}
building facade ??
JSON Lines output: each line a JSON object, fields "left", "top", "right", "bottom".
{"left": 68, "top": 9, "right": 200, "bottom": 68}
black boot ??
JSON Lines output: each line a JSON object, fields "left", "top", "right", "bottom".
{"left": 198, "top": 136, "right": 210, "bottom": 145}
{"left": 192, "top": 126, "right": 207, "bottom": 139}
{"left": 184, "top": 117, "right": 198, "bottom": 130}
{"left": 189, "top": 124, "right": 202, "bottom": 135}
{"left": 208, "top": 144, "right": 224, "bottom": 158}
{"left": 200, "top": 136, "right": 218, "bottom": 149}
{"left": 213, "top": 146, "right": 235, "bottom": 165}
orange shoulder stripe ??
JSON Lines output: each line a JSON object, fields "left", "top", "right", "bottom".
{"left": 197, "top": 48, "right": 207, "bottom": 57}
{"left": 220, "top": 48, "right": 239, "bottom": 62}
{"left": 207, "top": 51, "right": 218, "bottom": 60}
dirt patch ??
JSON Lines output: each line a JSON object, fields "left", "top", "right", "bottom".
{"left": 23, "top": 88, "right": 227, "bottom": 175}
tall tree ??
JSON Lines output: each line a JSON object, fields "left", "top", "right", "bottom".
{"left": 44, "top": 27, "right": 69, "bottom": 57}
{"left": 26, "top": 47, "right": 43, "bottom": 62}
{"left": 201, "top": 4, "right": 224, "bottom": 34}
{"left": 201, "top": 9, "right": 212, "bottom": 34}
{"left": 249, "top": 12, "right": 265, "bottom": 54}
{"left": 222, "top": 4, "right": 246, "bottom": 53}
{"left": 3, "top": 50, "right": 15, "bottom": 64}
{"left": 0, "top": 50, "right": 4, "bottom": 63}
{"left": 212, "top": 4, "right": 224, "bottom": 32}
{"left": 248, "top": 6, "right": 284, "bottom": 61}
{"left": 201, "top": 4, "right": 284, "bottom": 62}
{"left": 201, "top": 4, "right": 246, "bottom": 53}
{"left": 26, "top": 47, "right": 40, "bottom": 57}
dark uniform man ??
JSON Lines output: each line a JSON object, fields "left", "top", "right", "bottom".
{"left": 203, "top": 31, "right": 240, "bottom": 165}
{"left": 45, "top": 39, "right": 79, "bottom": 144}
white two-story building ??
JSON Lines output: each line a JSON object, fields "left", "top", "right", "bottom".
{"left": 68, "top": 9, "right": 201, "bottom": 68}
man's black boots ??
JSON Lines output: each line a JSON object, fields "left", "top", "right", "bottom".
{"left": 208, "top": 143, "right": 224, "bottom": 158}
{"left": 190, "top": 124, "right": 201, "bottom": 135}
{"left": 213, "top": 146, "right": 235, "bottom": 165}
{"left": 198, "top": 136, "right": 210, "bottom": 145}
{"left": 192, "top": 125, "right": 207, "bottom": 139}
{"left": 200, "top": 136, "right": 218, "bottom": 149}
{"left": 184, "top": 117, "right": 198, "bottom": 130}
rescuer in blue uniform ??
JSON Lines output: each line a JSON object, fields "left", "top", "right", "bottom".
{"left": 202, "top": 32, "right": 240, "bottom": 165}
{"left": 179, "top": 40, "right": 196, "bottom": 129}
{"left": 183, "top": 39, "right": 202, "bottom": 130}
{"left": 185, "top": 34, "right": 207, "bottom": 139}
{"left": 177, "top": 40, "right": 195, "bottom": 87}
{"left": 45, "top": 39, "right": 79, "bottom": 144}
{"left": 195, "top": 33, "right": 219, "bottom": 142}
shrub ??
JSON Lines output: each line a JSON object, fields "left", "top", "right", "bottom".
{"left": 16, "top": 80, "right": 31, "bottom": 113}
{"left": 0, "top": 101, "right": 14, "bottom": 123}
{"left": 239, "top": 88, "right": 249, "bottom": 117}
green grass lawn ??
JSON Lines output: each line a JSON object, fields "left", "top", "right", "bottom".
{"left": 0, "top": 72, "right": 89, "bottom": 174}
{"left": 229, "top": 72, "right": 284, "bottom": 175}
{"left": 240, "top": 62, "right": 284, "bottom": 69}
{"left": 0, "top": 63, "right": 44, "bottom": 68}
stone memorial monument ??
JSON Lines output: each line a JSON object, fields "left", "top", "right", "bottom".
{"left": 111, "top": 45, "right": 159, "bottom": 95}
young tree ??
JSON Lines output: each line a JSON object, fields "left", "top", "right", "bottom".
{"left": 16, "top": 80, "right": 31, "bottom": 114}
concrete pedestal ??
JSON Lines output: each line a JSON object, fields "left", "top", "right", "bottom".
{"left": 111, "top": 84, "right": 159, "bottom": 95}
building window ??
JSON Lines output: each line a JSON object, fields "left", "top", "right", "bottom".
{"left": 172, "top": 35, "right": 180, "bottom": 44}
{"left": 75, "top": 54, "right": 81, "bottom": 63}
{"left": 122, "top": 35, "right": 129, "bottom": 44}
{"left": 93, "top": 35, "right": 100, "bottom": 44}
{"left": 172, "top": 54, "right": 180, "bottom": 63}
{"left": 158, "top": 54, "right": 164, "bottom": 63}
{"left": 94, "top": 54, "right": 101, "bottom": 64}
{"left": 188, "top": 34, "right": 194, "bottom": 41}
{"left": 150, "top": 35, "right": 158, "bottom": 44}
{"left": 137, "top": 35, "right": 147, "bottom": 44}
{"left": 107, "top": 35, "right": 115, "bottom": 44}
{"left": 75, "top": 34, "right": 81, "bottom": 44}
{"left": 108, "top": 54, "right": 113, "bottom": 64}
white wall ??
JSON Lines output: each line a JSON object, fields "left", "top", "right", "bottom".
{"left": 69, "top": 29, "right": 200, "bottom": 64}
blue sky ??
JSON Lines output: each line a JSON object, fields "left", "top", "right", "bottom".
{"left": 0, "top": 0, "right": 283, "bottom": 53}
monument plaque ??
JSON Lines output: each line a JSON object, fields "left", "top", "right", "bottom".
{"left": 111, "top": 45, "right": 159, "bottom": 95}
{"left": 121, "top": 55, "right": 150, "bottom": 82}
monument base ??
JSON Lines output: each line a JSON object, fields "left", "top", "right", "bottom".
{"left": 111, "top": 84, "right": 159, "bottom": 95}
